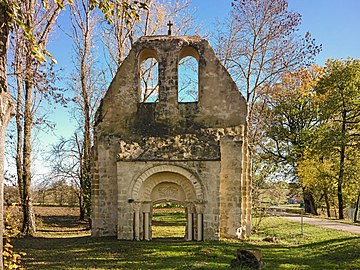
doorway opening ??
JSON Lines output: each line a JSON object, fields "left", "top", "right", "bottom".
{"left": 151, "top": 202, "right": 186, "bottom": 240}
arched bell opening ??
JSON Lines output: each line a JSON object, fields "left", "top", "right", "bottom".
{"left": 178, "top": 46, "right": 199, "bottom": 103}
{"left": 138, "top": 48, "right": 159, "bottom": 103}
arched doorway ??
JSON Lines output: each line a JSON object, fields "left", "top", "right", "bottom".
{"left": 129, "top": 165, "right": 205, "bottom": 241}
{"left": 151, "top": 202, "right": 186, "bottom": 240}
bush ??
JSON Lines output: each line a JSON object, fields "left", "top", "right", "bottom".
{"left": 3, "top": 206, "right": 25, "bottom": 269}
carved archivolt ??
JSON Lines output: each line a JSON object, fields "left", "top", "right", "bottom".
{"left": 129, "top": 164, "right": 204, "bottom": 202}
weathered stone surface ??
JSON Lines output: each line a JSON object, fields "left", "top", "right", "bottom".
{"left": 230, "top": 249, "right": 262, "bottom": 269}
{"left": 91, "top": 35, "right": 252, "bottom": 241}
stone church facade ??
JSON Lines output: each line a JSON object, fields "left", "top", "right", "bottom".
{"left": 91, "top": 35, "right": 252, "bottom": 240}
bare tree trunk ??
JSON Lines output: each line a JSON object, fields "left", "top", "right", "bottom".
{"left": 324, "top": 192, "right": 331, "bottom": 218}
{"left": 81, "top": 29, "right": 91, "bottom": 221}
{"left": 354, "top": 193, "right": 360, "bottom": 223}
{"left": 70, "top": 0, "right": 95, "bottom": 221}
{"left": 21, "top": 80, "right": 36, "bottom": 234}
{"left": 14, "top": 0, "right": 38, "bottom": 236}
{"left": 337, "top": 109, "right": 347, "bottom": 220}
{"left": 15, "top": 46, "right": 24, "bottom": 206}
{"left": 8, "top": 0, "right": 65, "bottom": 237}
{"left": 0, "top": 93, "right": 13, "bottom": 270}
{"left": 21, "top": 1, "right": 37, "bottom": 233}
{"left": 81, "top": 87, "right": 91, "bottom": 221}
{"left": 0, "top": 4, "right": 14, "bottom": 268}
{"left": 303, "top": 188, "right": 318, "bottom": 215}
{"left": 79, "top": 192, "right": 85, "bottom": 220}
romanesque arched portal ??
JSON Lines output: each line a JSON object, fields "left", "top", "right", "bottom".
{"left": 129, "top": 165, "right": 205, "bottom": 241}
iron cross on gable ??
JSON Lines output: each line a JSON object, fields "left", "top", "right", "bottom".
{"left": 167, "top": 20, "right": 173, "bottom": 35}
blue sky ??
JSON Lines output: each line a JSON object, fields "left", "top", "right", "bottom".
{"left": 287, "top": 0, "right": 360, "bottom": 64}
{"left": 50, "top": 0, "right": 360, "bottom": 69}
{"left": 194, "top": 0, "right": 360, "bottom": 65}
{"left": 48, "top": 0, "right": 360, "bottom": 86}
{"left": 49, "top": 0, "right": 360, "bottom": 136}
{"left": 9, "top": 0, "right": 360, "bottom": 180}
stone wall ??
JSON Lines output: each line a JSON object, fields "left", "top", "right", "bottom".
{"left": 94, "top": 36, "right": 247, "bottom": 138}
{"left": 219, "top": 137, "right": 243, "bottom": 237}
{"left": 91, "top": 136, "right": 119, "bottom": 236}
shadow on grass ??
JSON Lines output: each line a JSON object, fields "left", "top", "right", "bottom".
{"left": 258, "top": 235, "right": 360, "bottom": 270}
{"left": 151, "top": 237, "right": 185, "bottom": 241}
{"left": 13, "top": 236, "right": 243, "bottom": 270}
{"left": 40, "top": 215, "right": 88, "bottom": 229}
{"left": 14, "top": 234, "right": 360, "bottom": 270}
{"left": 13, "top": 214, "right": 360, "bottom": 270}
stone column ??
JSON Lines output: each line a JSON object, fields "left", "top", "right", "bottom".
{"left": 142, "top": 202, "right": 151, "bottom": 241}
{"left": 133, "top": 202, "right": 141, "bottom": 241}
{"left": 241, "top": 133, "right": 252, "bottom": 239}
{"left": 186, "top": 203, "right": 194, "bottom": 241}
{"left": 246, "top": 148, "right": 252, "bottom": 237}
{"left": 144, "top": 212, "right": 150, "bottom": 240}
{"left": 195, "top": 203, "right": 204, "bottom": 241}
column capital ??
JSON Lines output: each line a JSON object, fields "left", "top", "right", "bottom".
{"left": 185, "top": 201, "right": 195, "bottom": 213}
{"left": 132, "top": 201, "right": 142, "bottom": 212}
{"left": 195, "top": 202, "right": 205, "bottom": 214}
{"left": 142, "top": 201, "right": 152, "bottom": 213}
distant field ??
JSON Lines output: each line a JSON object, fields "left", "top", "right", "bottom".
{"left": 12, "top": 206, "right": 360, "bottom": 270}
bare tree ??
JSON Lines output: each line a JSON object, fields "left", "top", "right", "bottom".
{"left": 48, "top": 0, "right": 149, "bottom": 221}
{"left": 8, "top": 0, "right": 66, "bottom": 235}
{"left": 214, "top": 0, "right": 320, "bottom": 123}
{"left": 214, "top": 0, "right": 321, "bottom": 216}
{"left": 68, "top": 0, "right": 104, "bottom": 220}
{"left": 0, "top": 3, "right": 15, "bottom": 267}
{"left": 50, "top": 134, "right": 88, "bottom": 215}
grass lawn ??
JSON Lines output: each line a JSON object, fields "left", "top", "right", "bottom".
{"left": 12, "top": 207, "right": 360, "bottom": 270}
{"left": 152, "top": 208, "right": 186, "bottom": 239}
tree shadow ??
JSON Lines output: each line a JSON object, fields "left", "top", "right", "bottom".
{"left": 39, "top": 215, "right": 89, "bottom": 229}
{"left": 13, "top": 234, "right": 360, "bottom": 270}
{"left": 255, "top": 235, "right": 360, "bottom": 269}
{"left": 13, "top": 236, "right": 243, "bottom": 269}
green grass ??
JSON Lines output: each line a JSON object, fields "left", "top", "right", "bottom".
{"left": 252, "top": 218, "right": 360, "bottom": 269}
{"left": 152, "top": 210, "right": 186, "bottom": 239}
{"left": 13, "top": 215, "right": 360, "bottom": 270}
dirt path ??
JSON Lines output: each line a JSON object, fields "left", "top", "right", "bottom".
{"left": 281, "top": 214, "right": 360, "bottom": 234}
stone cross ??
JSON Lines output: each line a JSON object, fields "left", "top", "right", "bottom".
{"left": 167, "top": 20, "right": 173, "bottom": 36}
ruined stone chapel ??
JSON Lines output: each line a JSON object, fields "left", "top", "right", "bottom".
{"left": 91, "top": 35, "right": 252, "bottom": 241}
